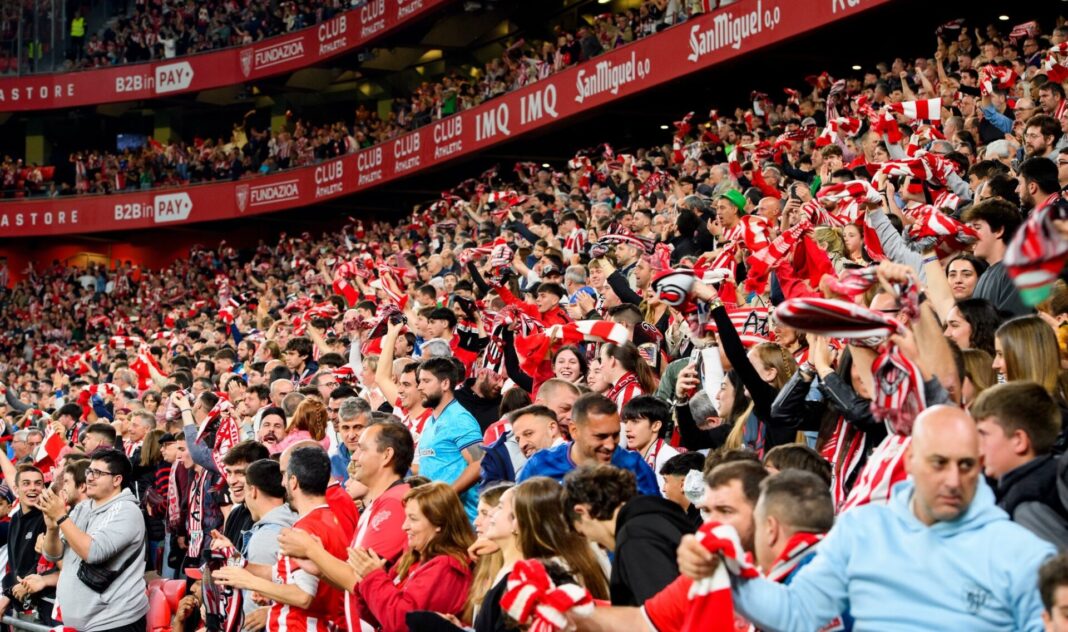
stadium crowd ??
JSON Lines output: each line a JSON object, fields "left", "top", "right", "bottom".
{"left": 4, "top": 10, "right": 1068, "bottom": 632}
{"left": 1, "top": 0, "right": 709, "bottom": 198}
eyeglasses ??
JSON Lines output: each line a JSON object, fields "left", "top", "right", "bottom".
{"left": 85, "top": 468, "right": 115, "bottom": 480}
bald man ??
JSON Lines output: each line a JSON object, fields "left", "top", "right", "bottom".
{"left": 679, "top": 406, "right": 1054, "bottom": 632}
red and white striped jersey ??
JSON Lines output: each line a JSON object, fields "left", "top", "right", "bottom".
{"left": 563, "top": 228, "right": 588, "bottom": 259}
{"left": 267, "top": 506, "right": 348, "bottom": 632}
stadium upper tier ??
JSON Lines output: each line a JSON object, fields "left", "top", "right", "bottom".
{"left": 0, "top": 0, "right": 890, "bottom": 237}
{"left": 0, "top": 0, "right": 449, "bottom": 110}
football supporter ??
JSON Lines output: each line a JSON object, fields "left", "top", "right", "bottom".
{"left": 518, "top": 393, "right": 659, "bottom": 496}
{"left": 2, "top": 12, "right": 1068, "bottom": 632}
{"left": 213, "top": 446, "right": 348, "bottom": 632}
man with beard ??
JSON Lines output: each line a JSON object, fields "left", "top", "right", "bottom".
{"left": 214, "top": 446, "right": 347, "bottom": 632}
{"left": 481, "top": 404, "right": 562, "bottom": 489}
{"left": 1018, "top": 157, "right": 1062, "bottom": 213}
{"left": 377, "top": 323, "right": 432, "bottom": 450}
{"left": 518, "top": 393, "right": 658, "bottom": 496}
{"left": 416, "top": 357, "right": 483, "bottom": 521}
{"left": 219, "top": 440, "right": 270, "bottom": 548}
{"left": 2, "top": 465, "right": 53, "bottom": 623}
{"left": 277, "top": 421, "right": 413, "bottom": 632}
{"left": 255, "top": 406, "right": 288, "bottom": 454}
{"left": 1024, "top": 115, "right": 1062, "bottom": 161}
{"left": 242, "top": 384, "right": 270, "bottom": 439}
{"left": 454, "top": 367, "right": 505, "bottom": 431}
{"left": 39, "top": 449, "right": 148, "bottom": 631}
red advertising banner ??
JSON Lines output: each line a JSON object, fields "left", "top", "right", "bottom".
{"left": 0, "top": 0, "right": 891, "bottom": 237}
{"left": 0, "top": 0, "right": 449, "bottom": 111}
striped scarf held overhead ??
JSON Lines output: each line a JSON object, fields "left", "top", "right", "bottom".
{"left": 815, "top": 116, "right": 862, "bottom": 147}
{"left": 887, "top": 98, "right": 942, "bottom": 122}
{"left": 904, "top": 204, "right": 978, "bottom": 256}
{"left": 773, "top": 267, "right": 926, "bottom": 436}
{"left": 744, "top": 219, "right": 812, "bottom": 295}
{"left": 1004, "top": 194, "right": 1068, "bottom": 306}
{"left": 515, "top": 320, "right": 628, "bottom": 376}
{"left": 979, "top": 64, "right": 1018, "bottom": 96}
{"left": 1044, "top": 42, "right": 1068, "bottom": 84}
{"left": 563, "top": 228, "right": 588, "bottom": 259}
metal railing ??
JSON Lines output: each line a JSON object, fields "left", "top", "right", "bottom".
{"left": 1, "top": 615, "right": 55, "bottom": 632}
{"left": 1, "top": 0, "right": 64, "bottom": 75}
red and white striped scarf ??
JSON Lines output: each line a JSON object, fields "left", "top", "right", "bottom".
{"left": 887, "top": 98, "right": 942, "bottom": 122}
{"left": 839, "top": 434, "right": 911, "bottom": 513}
{"left": 817, "top": 180, "right": 881, "bottom": 207}
{"left": 499, "top": 559, "right": 595, "bottom": 632}
{"left": 166, "top": 461, "right": 182, "bottom": 531}
{"left": 606, "top": 372, "right": 642, "bottom": 409}
{"left": 815, "top": 116, "right": 861, "bottom": 147}
{"left": 203, "top": 546, "right": 245, "bottom": 632}
{"left": 514, "top": 320, "right": 628, "bottom": 376}
{"left": 1044, "top": 42, "right": 1068, "bottom": 84}
{"left": 564, "top": 228, "right": 588, "bottom": 259}
{"left": 721, "top": 215, "right": 770, "bottom": 252}
{"left": 821, "top": 416, "right": 867, "bottom": 510}
{"left": 680, "top": 521, "right": 760, "bottom": 632}
{"left": 1004, "top": 194, "right": 1068, "bottom": 306}
{"left": 979, "top": 64, "right": 1018, "bottom": 96}
{"left": 187, "top": 468, "right": 208, "bottom": 557}
{"left": 877, "top": 159, "right": 930, "bottom": 194}
{"left": 905, "top": 204, "right": 978, "bottom": 256}
{"left": 744, "top": 219, "right": 811, "bottom": 295}
{"left": 932, "top": 189, "right": 961, "bottom": 211}
{"left": 764, "top": 531, "right": 825, "bottom": 583}
{"left": 774, "top": 270, "right": 926, "bottom": 436}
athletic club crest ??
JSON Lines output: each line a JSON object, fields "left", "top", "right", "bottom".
{"left": 235, "top": 184, "right": 249, "bottom": 212}
{"left": 240, "top": 48, "right": 253, "bottom": 78}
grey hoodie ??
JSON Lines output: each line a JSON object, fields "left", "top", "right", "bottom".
{"left": 45, "top": 488, "right": 149, "bottom": 631}
{"left": 243, "top": 503, "right": 298, "bottom": 615}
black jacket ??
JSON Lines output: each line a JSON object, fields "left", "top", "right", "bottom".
{"left": 223, "top": 503, "right": 255, "bottom": 550}
{"left": 4, "top": 507, "right": 55, "bottom": 614}
{"left": 611, "top": 495, "right": 695, "bottom": 606}
{"left": 454, "top": 379, "right": 503, "bottom": 432}
{"left": 1000, "top": 455, "right": 1068, "bottom": 549}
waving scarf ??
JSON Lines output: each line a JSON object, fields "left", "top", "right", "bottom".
{"left": 773, "top": 267, "right": 925, "bottom": 436}
{"left": 1004, "top": 195, "right": 1068, "bottom": 306}
{"left": 515, "top": 320, "right": 628, "bottom": 376}
{"left": 499, "top": 559, "right": 595, "bottom": 632}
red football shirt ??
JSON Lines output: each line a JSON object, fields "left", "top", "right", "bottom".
{"left": 267, "top": 506, "right": 348, "bottom": 632}
{"left": 325, "top": 482, "right": 359, "bottom": 541}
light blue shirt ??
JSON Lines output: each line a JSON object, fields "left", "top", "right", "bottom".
{"left": 732, "top": 479, "right": 1054, "bottom": 632}
{"left": 418, "top": 398, "right": 482, "bottom": 521}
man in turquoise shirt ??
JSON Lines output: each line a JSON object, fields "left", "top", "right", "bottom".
{"left": 415, "top": 357, "right": 483, "bottom": 521}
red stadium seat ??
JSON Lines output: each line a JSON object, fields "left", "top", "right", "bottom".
{"left": 147, "top": 586, "right": 171, "bottom": 632}
{"left": 162, "top": 579, "right": 187, "bottom": 611}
